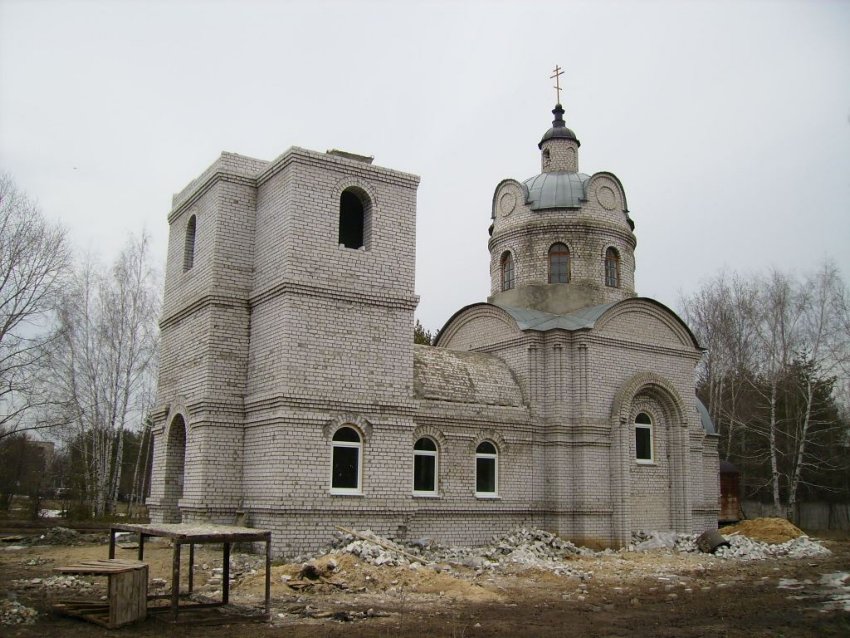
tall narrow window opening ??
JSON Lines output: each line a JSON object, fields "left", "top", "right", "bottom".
{"left": 183, "top": 215, "right": 196, "bottom": 272}
{"left": 635, "top": 412, "right": 653, "bottom": 463}
{"left": 605, "top": 247, "right": 620, "bottom": 288}
{"left": 331, "top": 426, "right": 362, "bottom": 493}
{"left": 548, "top": 242, "right": 570, "bottom": 283}
{"left": 339, "top": 189, "right": 369, "bottom": 249}
{"left": 501, "top": 252, "right": 514, "bottom": 291}
{"left": 413, "top": 437, "right": 438, "bottom": 495}
{"left": 164, "top": 415, "right": 187, "bottom": 522}
{"left": 475, "top": 441, "right": 498, "bottom": 497}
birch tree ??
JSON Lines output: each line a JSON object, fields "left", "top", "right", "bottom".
{"left": 52, "top": 233, "right": 159, "bottom": 516}
{"left": 682, "top": 262, "right": 850, "bottom": 516}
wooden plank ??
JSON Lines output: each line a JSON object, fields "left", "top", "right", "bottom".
{"left": 111, "top": 523, "right": 271, "bottom": 544}
{"left": 109, "top": 564, "right": 147, "bottom": 626}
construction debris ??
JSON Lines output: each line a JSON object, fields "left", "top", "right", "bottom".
{"left": 696, "top": 529, "right": 731, "bottom": 554}
{"left": 11, "top": 574, "right": 95, "bottom": 592}
{"left": 0, "top": 600, "right": 38, "bottom": 625}
{"left": 630, "top": 528, "right": 830, "bottom": 561}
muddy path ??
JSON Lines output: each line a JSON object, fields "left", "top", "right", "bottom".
{"left": 1, "top": 537, "right": 848, "bottom": 637}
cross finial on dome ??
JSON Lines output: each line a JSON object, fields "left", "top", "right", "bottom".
{"left": 550, "top": 65, "right": 564, "bottom": 105}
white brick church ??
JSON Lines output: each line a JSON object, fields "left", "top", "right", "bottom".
{"left": 147, "top": 99, "right": 720, "bottom": 557}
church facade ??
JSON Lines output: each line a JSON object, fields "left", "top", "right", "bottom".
{"left": 147, "top": 103, "right": 720, "bottom": 557}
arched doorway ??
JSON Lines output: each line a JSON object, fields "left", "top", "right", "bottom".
{"left": 163, "top": 414, "right": 187, "bottom": 523}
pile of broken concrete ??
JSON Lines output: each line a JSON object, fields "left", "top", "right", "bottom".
{"left": 629, "top": 527, "right": 830, "bottom": 561}
{"left": 329, "top": 521, "right": 831, "bottom": 574}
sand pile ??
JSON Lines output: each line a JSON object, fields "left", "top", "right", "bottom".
{"left": 721, "top": 518, "right": 804, "bottom": 544}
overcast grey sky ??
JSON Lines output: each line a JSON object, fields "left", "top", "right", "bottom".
{"left": 2, "top": 0, "right": 848, "bottom": 333}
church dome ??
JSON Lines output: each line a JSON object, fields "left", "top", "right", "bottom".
{"left": 538, "top": 104, "right": 580, "bottom": 149}
{"left": 523, "top": 171, "right": 590, "bottom": 210}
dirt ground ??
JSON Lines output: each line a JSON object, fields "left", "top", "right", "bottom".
{"left": 1, "top": 531, "right": 848, "bottom": 637}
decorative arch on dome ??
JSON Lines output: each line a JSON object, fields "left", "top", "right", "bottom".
{"left": 434, "top": 303, "right": 521, "bottom": 348}
{"left": 491, "top": 179, "right": 524, "bottom": 219}
{"left": 586, "top": 172, "right": 629, "bottom": 212}
{"left": 595, "top": 298, "right": 702, "bottom": 349}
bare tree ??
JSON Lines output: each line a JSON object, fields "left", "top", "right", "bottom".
{"left": 683, "top": 262, "right": 850, "bottom": 517}
{"left": 0, "top": 174, "right": 69, "bottom": 440}
{"left": 785, "top": 261, "right": 849, "bottom": 515}
{"left": 51, "top": 233, "right": 159, "bottom": 517}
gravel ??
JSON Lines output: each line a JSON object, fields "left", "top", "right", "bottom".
{"left": 0, "top": 601, "right": 38, "bottom": 625}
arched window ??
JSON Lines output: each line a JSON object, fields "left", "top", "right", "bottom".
{"left": 331, "top": 426, "right": 362, "bottom": 493}
{"left": 501, "top": 252, "right": 515, "bottom": 291}
{"left": 548, "top": 243, "right": 570, "bottom": 284}
{"left": 413, "top": 437, "right": 438, "bottom": 495}
{"left": 605, "top": 247, "right": 620, "bottom": 288}
{"left": 183, "top": 215, "right": 196, "bottom": 272}
{"left": 475, "top": 441, "right": 498, "bottom": 497}
{"left": 339, "top": 188, "right": 371, "bottom": 250}
{"left": 635, "top": 412, "right": 653, "bottom": 463}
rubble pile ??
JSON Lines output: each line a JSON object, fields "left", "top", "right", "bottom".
{"left": 0, "top": 601, "right": 38, "bottom": 625}
{"left": 438, "top": 528, "right": 594, "bottom": 575}
{"left": 713, "top": 534, "right": 831, "bottom": 561}
{"left": 11, "top": 574, "right": 95, "bottom": 593}
{"left": 332, "top": 527, "right": 594, "bottom": 576}
{"left": 21, "top": 527, "right": 82, "bottom": 546}
{"left": 330, "top": 529, "right": 413, "bottom": 567}
{"left": 197, "top": 552, "right": 265, "bottom": 589}
{"left": 630, "top": 529, "right": 831, "bottom": 561}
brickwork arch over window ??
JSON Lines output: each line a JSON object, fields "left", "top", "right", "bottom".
{"left": 413, "top": 437, "right": 438, "bottom": 495}
{"left": 475, "top": 441, "right": 498, "bottom": 497}
{"left": 331, "top": 426, "right": 362, "bottom": 494}
{"left": 548, "top": 242, "right": 570, "bottom": 284}
{"left": 183, "top": 215, "right": 197, "bottom": 272}
{"left": 605, "top": 246, "right": 620, "bottom": 288}
{"left": 338, "top": 188, "right": 372, "bottom": 250}
{"left": 501, "top": 252, "right": 515, "bottom": 291}
{"left": 635, "top": 412, "right": 653, "bottom": 463}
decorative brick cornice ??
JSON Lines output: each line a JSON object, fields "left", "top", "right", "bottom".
{"left": 244, "top": 393, "right": 417, "bottom": 417}
{"left": 159, "top": 293, "right": 249, "bottom": 330}
{"left": 489, "top": 218, "right": 636, "bottom": 251}
{"left": 257, "top": 147, "right": 420, "bottom": 189}
{"left": 250, "top": 279, "right": 419, "bottom": 311}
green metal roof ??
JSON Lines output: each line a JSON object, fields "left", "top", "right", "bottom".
{"left": 497, "top": 302, "right": 617, "bottom": 331}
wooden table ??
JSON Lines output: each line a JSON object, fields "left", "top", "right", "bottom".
{"left": 109, "top": 523, "right": 272, "bottom": 621}
{"left": 53, "top": 558, "right": 148, "bottom": 628}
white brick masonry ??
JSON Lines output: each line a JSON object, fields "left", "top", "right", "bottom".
{"left": 149, "top": 108, "right": 719, "bottom": 558}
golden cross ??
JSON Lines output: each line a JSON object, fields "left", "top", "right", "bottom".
{"left": 550, "top": 65, "right": 564, "bottom": 104}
